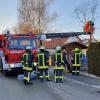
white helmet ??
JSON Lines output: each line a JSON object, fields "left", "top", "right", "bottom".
{"left": 25, "top": 46, "right": 32, "bottom": 50}
{"left": 56, "top": 46, "right": 61, "bottom": 51}
{"left": 39, "top": 46, "right": 45, "bottom": 50}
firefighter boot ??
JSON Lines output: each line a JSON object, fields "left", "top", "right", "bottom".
{"left": 28, "top": 82, "right": 32, "bottom": 85}
{"left": 77, "top": 72, "right": 80, "bottom": 76}
{"left": 72, "top": 72, "right": 75, "bottom": 75}
{"left": 59, "top": 78, "right": 63, "bottom": 83}
{"left": 40, "top": 79, "right": 44, "bottom": 82}
{"left": 55, "top": 78, "right": 59, "bottom": 83}
{"left": 24, "top": 80, "right": 27, "bottom": 85}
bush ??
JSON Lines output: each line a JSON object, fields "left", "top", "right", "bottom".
{"left": 87, "top": 42, "right": 100, "bottom": 76}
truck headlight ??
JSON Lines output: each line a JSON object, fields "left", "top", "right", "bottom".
{"left": 10, "top": 64, "right": 15, "bottom": 68}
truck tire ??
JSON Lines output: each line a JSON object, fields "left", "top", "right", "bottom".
{"left": 0, "top": 59, "right": 3, "bottom": 73}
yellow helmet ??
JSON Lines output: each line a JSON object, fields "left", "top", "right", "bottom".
{"left": 80, "top": 49, "right": 82, "bottom": 52}
{"left": 74, "top": 48, "right": 79, "bottom": 51}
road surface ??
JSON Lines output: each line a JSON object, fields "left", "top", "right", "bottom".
{"left": 0, "top": 72, "right": 100, "bottom": 100}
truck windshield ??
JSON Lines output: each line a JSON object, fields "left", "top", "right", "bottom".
{"left": 8, "top": 37, "right": 36, "bottom": 50}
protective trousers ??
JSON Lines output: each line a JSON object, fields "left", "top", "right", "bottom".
{"left": 54, "top": 69, "right": 64, "bottom": 83}
{"left": 39, "top": 68, "right": 50, "bottom": 82}
{"left": 72, "top": 66, "right": 80, "bottom": 75}
{"left": 24, "top": 69, "right": 31, "bottom": 85}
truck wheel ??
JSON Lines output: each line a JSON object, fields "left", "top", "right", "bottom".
{"left": 0, "top": 59, "right": 3, "bottom": 73}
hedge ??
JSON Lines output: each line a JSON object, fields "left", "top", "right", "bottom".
{"left": 87, "top": 42, "right": 100, "bottom": 76}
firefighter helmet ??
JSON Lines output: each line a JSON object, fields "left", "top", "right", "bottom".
{"left": 56, "top": 46, "right": 61, "bottom": 51}
{"left": 74, "top": 48, "right": 79, "bottom": 51}
{"left": 39, "top": 46, "right": 45, "bottom": 50}
{"left": 25, "top": 46, "right": 32, "bottom": 50}
{"left": 80, "top": 49, "right": 82, "bottom": 52}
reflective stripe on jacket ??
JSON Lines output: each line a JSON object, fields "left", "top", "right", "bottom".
{"left": 22, "top": 53, "right": 33, "bottom": 71}
{"left": 38, "top": 53, "right": 48, "bottom": 69}
{"left": 54, "top": 53, "right": 64, "bottom": 70}
{"left": 72, "top": 52, "right": 81, "bottom": 67}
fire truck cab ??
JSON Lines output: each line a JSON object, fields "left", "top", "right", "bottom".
{"left": 0, "top": 33, "right": 38, "bottom": 75}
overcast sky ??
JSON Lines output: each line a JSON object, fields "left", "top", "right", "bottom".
{"left": 0, "top": 0, "right": 100, "bottom": 39}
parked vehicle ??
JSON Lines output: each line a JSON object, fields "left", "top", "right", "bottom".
{"left": 0, "top": 33, "right": 38, "bottom": 75}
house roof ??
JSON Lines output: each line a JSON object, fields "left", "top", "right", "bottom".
{"left": 42, "top": 36, "right": 89, "bottom": 49}
{"left": 62, "top": 41, "right": 88, "bottom": 49}
{"left": 42, "top": 38, "right": 67, "bottom": 49}
{"left": 63, "top": 36, "right": 82, "bottom": 44}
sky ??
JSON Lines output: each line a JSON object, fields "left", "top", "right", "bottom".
{"left": 0, "top": 0, "right": 100, "bottom": 40}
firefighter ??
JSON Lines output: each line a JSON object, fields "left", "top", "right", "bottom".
{"left": 61, "top": 47, "right": 71, "bottom": 73}
{"left": 72, "top": 48, "right": 81, "bottom": 75}
{"left": 54, "top": 46, "right": 64, "bottom": 83}
{"left": 21, "top": 46, "right": 34, "bottom": 85}
{"left": 38, "top": 46, "right": 50, "bottom": 82}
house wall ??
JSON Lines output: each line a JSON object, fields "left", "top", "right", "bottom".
{"left": 42, "top": 38, "right": 67, "bottom": 49}
{"left": 64, "top": 43, "right": 86, "bottom": 52}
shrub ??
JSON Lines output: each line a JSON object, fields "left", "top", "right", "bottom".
{"left": 87, "top": 42, "right": 100, "bottom": 76}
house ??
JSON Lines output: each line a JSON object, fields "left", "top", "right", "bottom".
{"left": 42, "top": 36, "right": 88, "bottom": 55}
{"left": 42, "top": 38, "right": 67, "bottom": 49}
{"left": 62, "top": 36, "right": 88, "bottom": 55}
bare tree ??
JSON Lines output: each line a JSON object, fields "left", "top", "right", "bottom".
{"left": 17, "top": 0, "right": 57, "bottom": 34}
{"left": 74, "top": 0, "right": 98, "bottom": 43}
{"left": 74, "top": 0, "right": 98, "bottom": 24}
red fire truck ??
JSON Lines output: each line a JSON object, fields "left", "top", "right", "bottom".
{"left": 0, "top": 23, "right": 93, "bottom": 75}
{"left": 0, "top": 33, "right": 38, "bottom": 75}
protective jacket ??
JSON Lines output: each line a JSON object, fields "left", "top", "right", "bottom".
{"left": 22, "top": 52, "right": 34, "bottom": 71}
{"left": 38, "top": 50, "right": 49, "bottom": 69}
{"left": 72, "top": 51, "right": 81, "bottom": 67}
{"left": 54, "top": 51, "right": 64, "bottom": 70}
